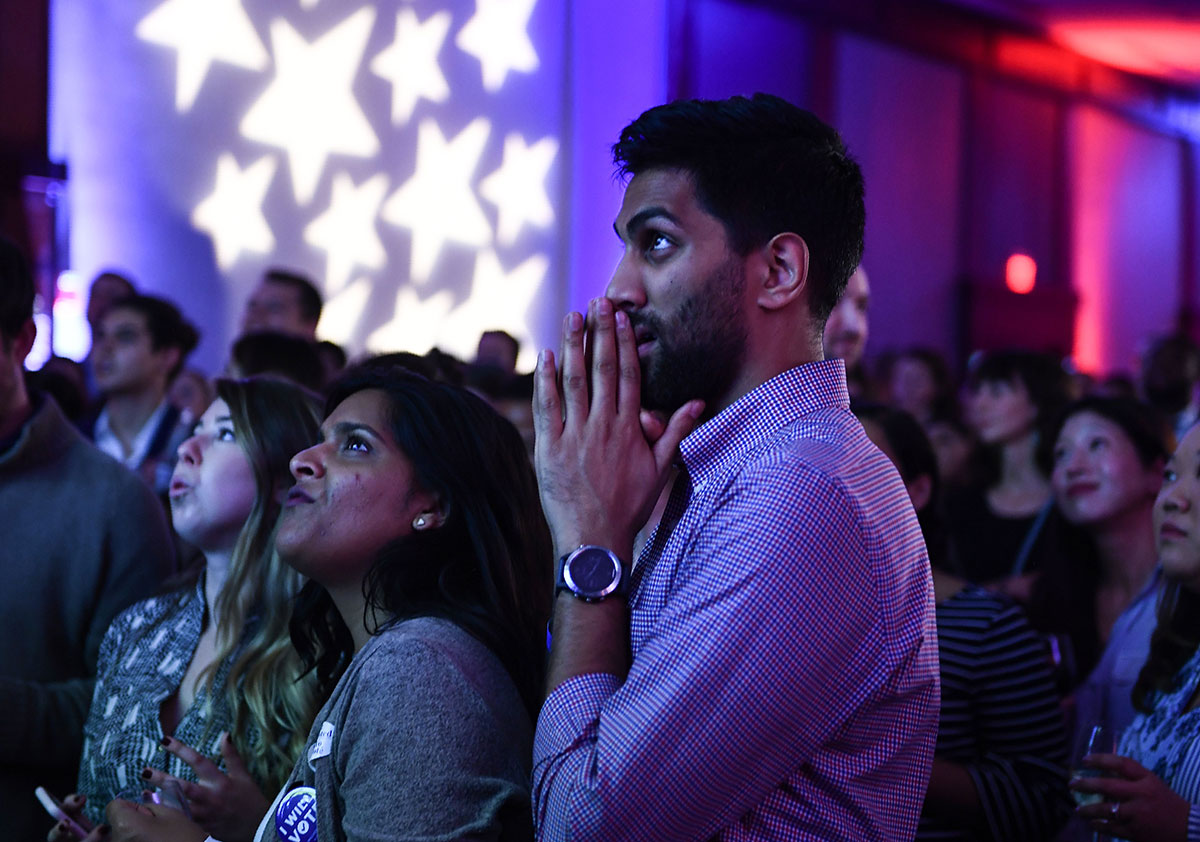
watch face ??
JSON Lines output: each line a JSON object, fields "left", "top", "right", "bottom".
{"left": 566, "top": 547, "right": 619, "bottom": 595}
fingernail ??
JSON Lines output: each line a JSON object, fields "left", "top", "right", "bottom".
{"left": 141, "top": 768, "right": 152, "bottom": 780}
{"left": 615, "top": 310, "right": 629, "bottom": 328}
{"left": 568, "top": 311, "right": 583, "bottom": 331}
{"left": 597, "top": 297, "right": 612, "bottom": 316}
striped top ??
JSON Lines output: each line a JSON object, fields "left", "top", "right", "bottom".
{"left": 1120, "top": 644, "right": 1200, "bottom": 841}
{"left": 533, "top": 360, "right": 941, "bottom": 841}
{"left": 920, "top": 586, "right": 1070, "bottom": 842}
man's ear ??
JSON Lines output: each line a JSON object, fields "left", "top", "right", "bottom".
{"left": 757, "top": 233, "right": 809, "bottom": 312}
{"left": 11, "top": 318, "right": 36, "bottom": 362}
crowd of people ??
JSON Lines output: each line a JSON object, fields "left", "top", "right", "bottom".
{"left": 1, "top": 92, "right": 1198, "bottom": 842}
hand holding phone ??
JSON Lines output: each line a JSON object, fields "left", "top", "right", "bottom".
{"left": 34, "top": 787, "right": 90, "bottom": 840}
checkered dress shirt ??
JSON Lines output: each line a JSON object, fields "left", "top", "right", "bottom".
{"left": 533, "top": 360, "right": 940, "bottom": 840}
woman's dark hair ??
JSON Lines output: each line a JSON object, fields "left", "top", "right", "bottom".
{"left": 853, "top": 403, "right": 949, "bottom": 570}
{"left": 1040, "top": 395, "right": 1170, "bottom": 476}
{"left": 1132, "top": 583, "right": 1200, "bottom": 713}
{"left": 288, "top": 363, "right": 552, "bottom": 716}
{"left": 967, "top": 349, "right": 1071, "bottom": 486}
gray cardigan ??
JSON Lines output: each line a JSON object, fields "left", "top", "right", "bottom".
{"left": 256, "top": 616, "right": 533, "bottom": 842}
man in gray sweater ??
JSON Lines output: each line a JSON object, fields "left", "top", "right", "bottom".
{"left": 0, "top": 239, "right": 175, "bottom": 839}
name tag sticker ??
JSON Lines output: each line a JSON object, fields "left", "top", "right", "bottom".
{"left": 306, "top": 721, "right": 335, "bottom": 769}
{"left": 274, "top": 786, "right": 317, "bottom": 842}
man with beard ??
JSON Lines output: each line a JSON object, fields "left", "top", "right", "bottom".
{"left": 531, "top": 94, "right": 938, "bottom": 841}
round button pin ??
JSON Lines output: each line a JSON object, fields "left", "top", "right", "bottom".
{"left": 275, "top": 786, "right": 317, "bottom": 842}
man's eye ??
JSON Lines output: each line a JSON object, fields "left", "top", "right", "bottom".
{"left": 646, "top": 233, "right": 673, "bottom": 254}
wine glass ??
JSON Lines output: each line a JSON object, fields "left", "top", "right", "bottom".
{"left": 1071, "top": 725, "right": 1122, "bottom": 841}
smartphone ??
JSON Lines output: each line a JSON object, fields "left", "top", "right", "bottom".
{"left": 34, "top": 787, "right": 89, "bottom": 839}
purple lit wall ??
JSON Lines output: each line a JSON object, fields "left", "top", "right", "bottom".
{"left": 833, "top": 36, "right": 965, "bottom": 358}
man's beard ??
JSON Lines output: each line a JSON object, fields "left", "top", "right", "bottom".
{"left": 635, "top": 257, "right": 747, "bottom": 415}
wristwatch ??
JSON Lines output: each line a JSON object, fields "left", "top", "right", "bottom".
{"left": 555, "top": 545, "right": 628, "bottom": 602}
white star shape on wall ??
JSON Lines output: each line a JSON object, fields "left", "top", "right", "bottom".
{"left": 240, "top": 8, "right": 379, "bottom": 204}
{"left": 367, "top": 287, "right": 456, "bottom": 354}
{"left": 191, "top": 153, "right": 277, "bottom": 269}
{"left": 136, "top": 0, "right": 269, "bottom": 112}
{"left": 456, "top": 0, "right": 539, "bottom": 92}
{"left": 381, "top": 117, "right": 493, "bottom": 283}
{"left": 371, "top": 8, "right": 451, "bottom": 125}
{"left": 479, "top": 133, "right": 557, "bottom": 246}
{"left": 304, "top": 172, "right": 388, "bottom": 295}
{"left": 318, "top": 278, "right": 373, "bottom": 345}
{"left": 442, "top": 250, "right": 547, "bottom": 364}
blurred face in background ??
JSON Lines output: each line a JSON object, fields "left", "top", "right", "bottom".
{"left": 890, "top": 356, "right": 937, "bottom": 421}
{"left": 92, "top": 307, "right": 177, "bottom": 397}
{"left": 242, "top": 280, "right": 313, "bottom": 338}
{"left": 967, "top": 377, "right": 1037, "bottom": 446}
{"left": 1154, "top": 424, "right": 1200, "bottom": 593}
{"left": 822, "top": 265, "right": 869, "bottom": 369}
{"left": 1052, "top": 410, "right": 1161, "bottom": 528}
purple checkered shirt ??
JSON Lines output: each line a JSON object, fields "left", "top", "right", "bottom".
{"left": 533, "top": 360, "right": 940, "bottom": 841}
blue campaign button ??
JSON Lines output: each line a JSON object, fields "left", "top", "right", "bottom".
{"left": 275, "top": 786, "right": 318, "bottom": 842}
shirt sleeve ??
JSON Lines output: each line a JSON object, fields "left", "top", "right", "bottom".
{"left": 1189, "top": 802, "right": 1200, "bottom": 842}
{"left": 533, "top": 460, "right": 919, "bottom": 841}
{"left": 0, "top": 479, "right": 173, "bottom": 771}
{"left": 964, "top": 602, "right": 1071, "bottom": 841}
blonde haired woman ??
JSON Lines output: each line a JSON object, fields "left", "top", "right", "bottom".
{"left": 48, "top": 378, "right": 324, "bottom": 842}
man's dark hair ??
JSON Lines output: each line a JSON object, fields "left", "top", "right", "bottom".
{"left": 0, "top": 237, "right": 35, "bottom": 341}
{"left": 108, "top": 294, "right": 200, "bottom": 380}
{"left": 232, "top": 331, "right": 324, "bottom": 392}
{"left": 264, "top": 269, "right": 323, "bottom": 324}
{"left": 612, "top": 93, "right": 866, "bottom": 323}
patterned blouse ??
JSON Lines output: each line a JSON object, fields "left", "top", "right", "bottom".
{"left": 76, "top": 576, "right": 260, "bottom": 825}
{"left": 1120, "top": 644, "right": 1200, "bottom": 841}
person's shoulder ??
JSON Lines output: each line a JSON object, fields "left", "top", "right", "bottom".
{"left": 104, "top": 586, "right": 193, "bottom": 643}
{"left": 941, "top": 585, "right": 1043, "bottom": 647}
{"left": 358, "top": 617, "right": 504, "bottom": 683}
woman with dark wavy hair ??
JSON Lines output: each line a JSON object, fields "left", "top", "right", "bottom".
{"left": 104, "top": 364, "right": 552, "bottom": 842}
{"left": 1070, "top": 422, "right": 1200, "bottom": 841}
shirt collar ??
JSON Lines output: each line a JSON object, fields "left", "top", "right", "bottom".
{"left": 95, "top": 398, "right": 172, "bottom": 468}
{"left": 679, "top": 358, "right": 849, "bottom": 487}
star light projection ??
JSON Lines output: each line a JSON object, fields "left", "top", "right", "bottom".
{"left": 133, "top": 0, "right": 555, "bottom": 365}
{"left": 136, "top": 0, "right": 269, "bottom": 111}
{"left": 457, "top": 0, "right": 540, "bottom": 91}
{"left": 192, "top": 153, "right": 277, "bottom": 268}
{"left": 382, "top": 118, "right": 493, "bottom": 283}
{"left": 371, "top": 9, "right": 452, "bottom": 125}
{"left": 240, "top": 8, "right": 380, "bottom": 204}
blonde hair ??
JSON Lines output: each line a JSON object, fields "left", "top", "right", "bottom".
{"left": 198, "top": 377, "right": 323, "bottom": 792}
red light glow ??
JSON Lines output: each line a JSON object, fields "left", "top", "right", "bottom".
{"left": 1049, "top": 19, "right": 1200, "bottom": 86}
{"left": 1005, "top": 253, "right": 1037, "bottom": 294}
